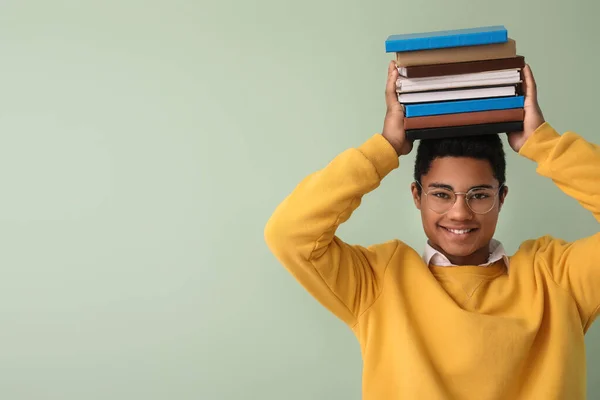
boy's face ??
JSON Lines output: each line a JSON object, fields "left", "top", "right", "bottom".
{"left": 411, "top": 156, "right": 508, "bottom": 265}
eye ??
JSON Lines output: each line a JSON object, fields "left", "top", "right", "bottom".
{"left": 470, "top": 192, "right": 491, "bottom": 200}
{"left": 432, "top": 191, "right": 451, "bottom": 200}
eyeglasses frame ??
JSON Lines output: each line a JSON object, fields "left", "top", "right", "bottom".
{"left": 414, "top": 180, "right": 505, "bottom": 215}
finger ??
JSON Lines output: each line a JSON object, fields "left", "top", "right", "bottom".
{"left": 385, "top": 61, "right": 399, "bottom": 108}
{"left": 388, "top": 60, "right": 395, "bottom": 75}
{"left": 523, "top": 64, "right": 537, "bottom": 99}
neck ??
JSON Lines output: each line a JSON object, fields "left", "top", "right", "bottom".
{"left": 429, "top": 241, "right": 491, "bottom": 266}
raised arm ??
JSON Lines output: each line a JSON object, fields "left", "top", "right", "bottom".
{"left": 510, "top": 65, "right": 600, "bottom": 330}
{"left": 264, "top": 62, "right": 411, "bottom": 326}
{"left": 519, "top": 122, "right": 600, "bottom": 330}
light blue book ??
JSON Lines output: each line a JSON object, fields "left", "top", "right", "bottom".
{"left": 404, "top": 96, "right": 524, "bottom": 118}
{"left": 385, "top": 26, "right": 507, "bottom": 53}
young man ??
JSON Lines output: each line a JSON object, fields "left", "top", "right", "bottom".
{"left": 264, "top": 61, "right": 600, "bottom": 399}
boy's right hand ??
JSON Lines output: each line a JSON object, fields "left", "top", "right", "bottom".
{"left": 382, "top": 61, "right": 413, "bottom": 156}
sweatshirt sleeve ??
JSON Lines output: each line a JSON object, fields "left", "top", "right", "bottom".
{"left": 264, "top": 134, "right": 401, "bottom": 327}
{"left": 518, "top": 122, "right": 600, "bottom": 330}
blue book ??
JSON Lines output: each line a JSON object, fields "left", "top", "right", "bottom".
{"left": 404, "top": 96, "right": 524, "bottom": 118}
{"left": 385, "top": 26, "right": 507, "bottom": 53}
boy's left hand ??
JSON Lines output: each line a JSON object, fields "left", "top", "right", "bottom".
{"left": 507, "top": 64, "right": 546, "bottom": 152}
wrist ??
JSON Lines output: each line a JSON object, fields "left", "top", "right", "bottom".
{"left": 382, "top": 132, "right": 403, "bottom": 156}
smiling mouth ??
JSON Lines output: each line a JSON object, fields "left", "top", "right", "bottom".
{"left": 440, "top": 226, "right": 478, "bottom": 235}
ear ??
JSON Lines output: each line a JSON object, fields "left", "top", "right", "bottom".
{"left": 499, "top": 185, "right": 508, "bottom": 211}
{"left": 410, "top": 182, "right": 422, "bottom": 210}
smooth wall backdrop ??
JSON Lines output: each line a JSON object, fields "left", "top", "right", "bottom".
{"left": 0, "top": 0, "right": 598, "bottom": 399}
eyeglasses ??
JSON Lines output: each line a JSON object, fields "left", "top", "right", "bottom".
{"left": 415, "top": 180, "right": 504, "bottom": 215}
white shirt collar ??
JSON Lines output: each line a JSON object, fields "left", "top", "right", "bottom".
{"left": 422, "top": 239, "right": 509, "bottom": 270}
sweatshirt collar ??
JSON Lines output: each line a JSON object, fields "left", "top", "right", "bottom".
{"left": 422, "top": 239, "right": 509, "bottom": 270}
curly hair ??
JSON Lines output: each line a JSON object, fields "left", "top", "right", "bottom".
{"left": 413, "top": 134, "right": 506, "bottom": 193}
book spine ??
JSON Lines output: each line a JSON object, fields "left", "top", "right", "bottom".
{"left": 398, "top": 56, "right": 525, "bottom": 78}
{"left": 404, "top": 108, "right": 524, "bottom": 130}
{"left": 404, "top": 96, "right": 525, "bottom": 117}
{"left": 397, "top": 76, "right": 521, "bottom": 93}
{"left": 396, "top": 39, "right": 516, "bottom": 67}
{"left": 385, "top": 27, "right": 507, "bottom": 53}
{"left": 398, "top": 86, "right": 516, "bottom": 104}
{"left": 405, "top": 121, "right": 524, "bottom": 140}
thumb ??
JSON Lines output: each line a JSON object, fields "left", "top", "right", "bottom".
{"left": 523, "top": 64, "right": 538, "bottom": 100}
{"left": 385, "top": 61, "right": 400, "bottom": 110}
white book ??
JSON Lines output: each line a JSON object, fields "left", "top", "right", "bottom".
{"left": 398, "top": 86, "right": 517, "bottom": 104}
{"left": 396, "top": 69, "right": 520, "bottom": 93}
{"left": 399, "top": 69, "right": 519, "bottom": 84}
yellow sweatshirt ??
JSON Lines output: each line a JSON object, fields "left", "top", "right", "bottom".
{"left": 264, "top": 123, "right": 600, "bottom": 399}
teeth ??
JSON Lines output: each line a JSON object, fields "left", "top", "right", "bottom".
{"left": 446, "top": 228, "right": 473, "bottom": 234}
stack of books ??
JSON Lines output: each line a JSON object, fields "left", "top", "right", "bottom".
{"left": 385, "top": 26, "right": 525, "bottom": 140}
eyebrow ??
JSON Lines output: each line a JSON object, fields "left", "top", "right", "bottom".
{"left": 428, "top": 182, "right": 495, "bottom": 191}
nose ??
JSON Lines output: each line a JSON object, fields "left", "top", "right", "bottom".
{"left": 446, "top": 194, "right": 473, "bottom": 220}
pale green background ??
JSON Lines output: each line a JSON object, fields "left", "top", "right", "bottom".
{"left": 0, "top": 0, "right": 599, "bottom": 399}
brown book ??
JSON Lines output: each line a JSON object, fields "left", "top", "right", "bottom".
{"left": 405, "top": 121, "right": 523, "bottom": 141}
{"left": 404, "top": 108, "right": 524, "bottom": 130}
{"left": 396, "top": 39, "right": 517, "bottom": 67}
{"left": 398, "top": 56, "right": 526, "bottom": 78}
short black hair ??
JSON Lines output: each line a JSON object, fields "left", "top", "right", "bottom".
{"left": 413, "top": 134, "right": 506, "bottom": 193}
